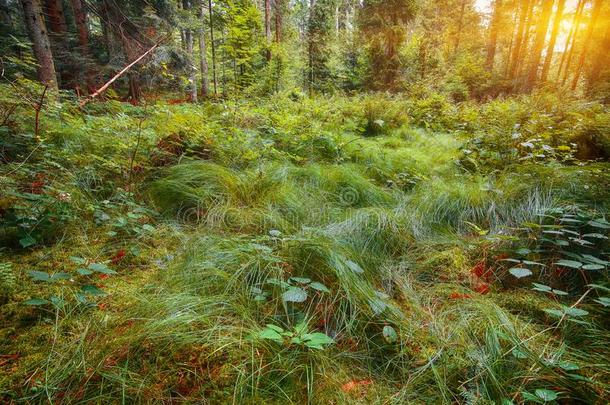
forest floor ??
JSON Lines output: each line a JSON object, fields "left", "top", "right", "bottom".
{"left": 1, "top": 93, "right": 610, "bottom": 403}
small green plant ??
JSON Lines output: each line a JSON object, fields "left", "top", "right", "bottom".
{"left": 253, "top": 322, "right": 335, "bottom": 350}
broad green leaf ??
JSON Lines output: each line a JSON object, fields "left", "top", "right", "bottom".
{"left": 544, "top": 309, "right": 563, "bottom": 318}
{"left": 69, "top": 256, "right": 87, "bottom": 265}
{"left": 563, "top": 306, "right": 588, "bottom": 317}
{"left": 309, "top": 282, "right": 330, "bottom": 293}
{"left": 509, "top": 268, "right": 532, "bottom": 278}
{"left": 19, "top": 235, "right": 37, "bottom": 248}
{"left": 88, "top": 263, "right": 117, "bottom": 275}
{"left": 81, "top": 285, "right": 107, "bottom": 296}
{"left": 345, "top": 259, "right": 364, "bottom": 274}
{"left": 558, "top": 361, "right": 579, "bottom": 371}
{"left": 582, "top": 264, "right": 604, "bottom": 270}
{"left": 535, "top": 388, "right": 558, "bottom": 401}
{"left": 77, "top": 268, "right": 94, "bottom": 276}
{"left": 290, "top": 277, "right": 311, "bottom": 284}
{"left": 27, "top": 270, "right": 51, "bottom": 282}
{"left": 522, "top": 260, "right": 544, "bottom": 266}
{"left": 532, "top": 283, "right": 552, "bottom": 292}
{"left": 282, "top": 287, "right": 307, "bottom": 303}
{"left": 266, "top": 324, "right": 285, "bottom": 333}
{"left": 581, "top": 254, "right": 609, "bottom": 265}
{"left": 555, "top": 259, "right": 582, "bottom": 269}
{"left": 24, "top": 298, "right": 49, "bottom": 306}
{"left": 552, "top": 289, "right": 568, "bottom": 296}
{"left": 369, "top": 298, "right": 387, "bottom": 315}
{"left": 258, "top": 328, "right": 283, "bottom": 343}
{"left": 302, "top": 332, "right": 334, "bottom": 349}
{"left": 382, "top": 325, "right": 398, "bottom": 343}
{"left": 50, "top": 272, "right": 71, "bottom": 281}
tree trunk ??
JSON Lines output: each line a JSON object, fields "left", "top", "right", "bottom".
{"left": 20, "top": 0, "right": 58, "bottom": 89}
{"left": 183, "top": 0, "right": 198, "bottom": 102}
{"left": 208, "top": 0, "right": 217, "bottom": 95}
{"left": 571, "top": 0, "right": 602, "bottom": 90}
{"left": 486, "top": 0, "right": 502, "bottom": 69}
{"left": 265, "top": 0, "right": 271, "bottom": 60}
{"left": 540, "top": 0, "right": 565, "bottom": 82}
{"left": 508, "top": 0, "right": 531, "bottom": 80}
{"left": 275, "top": 0, "right": 283, "bottom": 43}
{"left": 587, "top": 19, "right": 610, "bottom": 90}
{"left": 70, "top": 0, "right": 95, "bottom": 92}
{"left": 557, "top": 0, "right": 584, "bottom": 81}
{"left": 454, "top": 0, "right": 466, "bottom": 56}
{"left": 43, "top": 0, "right": 67, "bottom": 34}
{"left": 103, "top": 0, "right": 150, "bottom": 101}
{"left": 525, "top": 0, "right": 554, "bottom": 90}
{"left": 199, "top": 0, "right": 209, "bottom": 98}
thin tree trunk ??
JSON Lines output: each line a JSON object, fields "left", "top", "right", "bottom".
{"left": 20, "top": 0, "right": 58, "bottom": 90}
{"left": 208, "top": 0, "right": 217, "bottom": 95}
{"left": 275, "top": 0, "right": 283, "bottom": 42}
{"left": 504, "top": 7, "right": 520, "bottom": 76}
{"left": 508, "top": 0, "right": 531, "bottom": 79}
{"left": 486, "top": 0, "right": 502, "bottom": 69}
{"left": 198, "top": 0, "right": 209, "bottom": 98}
{"left": 43, "top": 0, "right": 67, "bottom": 34}
{"left": 557, "top": 0, "right": 584, "bottom": 81}
{"left": 571, "top": 0, "right": 602, "bottom": 90}
{"left": 540, "top": 0, "right": 565, "bottom": 82}
{"left": 516, "top": 0, "right": 537, "bottom": 79}
{"left": 70, "top": 0, "right": 95, "bottom": 92}
{"left": 454, "top": 0, "right": 466, "bottom": 55}
{"left": 183, "top": 0, "right": 198, "bottom": 102}
{"left": 587, "top": 19, "right": 610, "bottom": 89}
{"left": 265, "top": 0, "right": 271, "bottom": 60}
{"left": 525, "top": 0, "right": 554, "bottom": 90}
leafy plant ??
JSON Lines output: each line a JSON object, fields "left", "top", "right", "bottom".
{"left": 253, "top": 322, "right": 335, "bottom": 350}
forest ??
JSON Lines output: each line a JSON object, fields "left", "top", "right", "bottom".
{"left": 1, "top": 0, "right": 610, "bottom": 403}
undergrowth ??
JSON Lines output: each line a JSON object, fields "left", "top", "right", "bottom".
{"left": 1, "top": 90, "right": 609, "bottom": 403}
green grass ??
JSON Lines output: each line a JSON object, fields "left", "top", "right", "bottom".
{"left": 1, "top": 94, "right": 609, "bottom": 404}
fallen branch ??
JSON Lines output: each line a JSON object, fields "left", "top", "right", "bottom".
{"left": 79, "top": 39, "right": 163, "bottom": 107}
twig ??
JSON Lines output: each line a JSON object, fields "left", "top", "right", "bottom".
{"left": 79, "top": 39, "right": 164, "bottom": 107}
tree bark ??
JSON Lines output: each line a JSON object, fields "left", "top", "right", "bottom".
{"left": 557, "top": 0, "right": 584, "bottom": 81}
{"left": 43, "top": 0, "right": 67, "bottom": 34}
{"left": 20, "top": 0, "right": 58, "bottom": 90}
{"left": 182, "top": 0, "right": 198, "bottom": 102}
{"left": 275, "top": 0, "right": 283, "bottom": 43}
{"left": 540, "top": 0, "right": 565, "bottom": 82}
{"left": 69, "top": 0, "right": 95, "bottom": 92}
{"left": 587, "top": 18, "right": 610, "bottom": 89}
{"left": 571, "top": 0, "right": 602, "bottom": 90}
{"left": 454, "top": 0, "right": 467, "bottom": 56}
{"left": 486, "top": 0, "right": 502, "bottom": 69}
{"left": 199, "top": 0, "right": 209, "bottom": 98}
{"left": 525, "top": 0, "right": 554, "bottom": 90}
{"left": 265, "top": 0, "right": 271, "bottom": 60}
{"left": 508, "top": 0, "right": 531, "bottom": 80}
{"left": 208, "top": 0, "right": 217, "bottom": 95}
